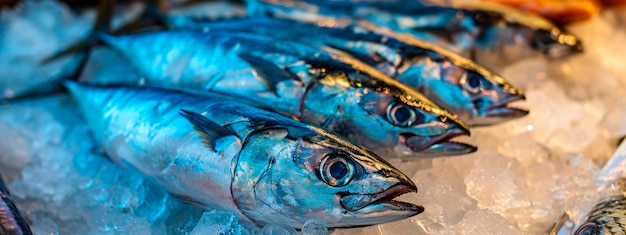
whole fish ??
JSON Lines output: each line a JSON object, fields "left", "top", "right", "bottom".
{"left": 77, "top": 30, "right": 475, "bottom": 158}
{"left": 67, "top": 82, "right": 424, "bottom": 228}
{"left": 0, "top": 173, "right": 32, "bottom": 235}
{"left": 246, "top": 0, "right": 583, "bottom": 62}
{"left": 164, "top": 16, "right": 527, "bottom": 126}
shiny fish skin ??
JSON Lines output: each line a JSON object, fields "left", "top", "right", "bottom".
{"left": 167, "top": 17, "right": 527, "bottom": 126}
{"left": 83, "top": 30, "right": 475, "bottom": 157}
{"left": 66, "top": 83, "right": 424, "bottom": 228}
{"left": 246, "top": 0, "right": 583, "bottom": 60}
{"left": 0, "top": 173, "right": 32, "bottom": 235}
{"left": 574, "top": 195, "right": 626, "bottom": 235}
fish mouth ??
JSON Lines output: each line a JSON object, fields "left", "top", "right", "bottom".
{"left": 399, "top": 128, "right": 476, "bottom": 157}
{"left": 474, "top": 94, "right": 528, "bottom": 126}
{"left": 339, "top": 184, "right": 424, "bottom": 226}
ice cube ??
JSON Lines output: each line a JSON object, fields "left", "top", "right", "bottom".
{"left": 453, "top": 209, "right": 516, "bottom": 234}
{"left": 190, "top": 210, "right": 250, "bottom": 235}
{"left": 464, "top": 151, "right": 530, "bottom": 215}
{"left": 302, "top": 220, "right": 328, "bottom": 235}
{"left": 260, "top": 224, "right": 297, "bottom": 235}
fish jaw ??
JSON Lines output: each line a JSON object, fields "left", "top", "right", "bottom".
{"left": 338, "top": 185, "right": 424, "bottom": 227}
{"left": 399, "top": 121, "right": 476, "bottom": 157}
{"left": 470, "top": 91, "right": 528, "bottom": 126}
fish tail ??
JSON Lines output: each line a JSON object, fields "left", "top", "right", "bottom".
{"left": 40, "top": 0, "right": 116, "bottom": 83}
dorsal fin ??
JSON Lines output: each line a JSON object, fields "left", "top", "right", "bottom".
{"left": 180, "top": 109, "right": 237, "bottom": 151}
{"left": 238, "top": 52, "right": 299, "bottom": 94}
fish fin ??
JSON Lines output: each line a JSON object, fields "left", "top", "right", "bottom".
{"left": 40, "top": 0, "right": 116, "bottom": 83}
{"left": 238, "top": 52, "right": 298, "bottom": 93}
{"left": 180, "top": 109, "right": 237, "bottom": 151}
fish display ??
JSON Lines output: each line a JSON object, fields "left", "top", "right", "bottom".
{"left": 163, "top": 16, "right": 527, "bottom": 126}
{"left": 74, "top": 30, "right": 475, "bottom": 157}
{"left": 67, "top": 82, "right": 424, "bottom": 228}
{"left": 246, "top": 0, "right": 583, "bottom": 62}
{"left": 0, "top": 173, "right": 32, "bottom": 235}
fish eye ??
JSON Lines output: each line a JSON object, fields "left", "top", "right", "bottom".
{"left": 319, "top": 153, "right": 356, "bottom": 187}
{"left": 386, "top": 101, "right": 423, "bottom": 127}
{"left": 461, "top": 73, "right": 484, "bottom": 94}
{"left": 574, "top": 223, "right": 601, "bottom": 235}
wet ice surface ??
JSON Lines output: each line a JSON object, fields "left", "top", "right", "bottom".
{"left": 2, "top": 1, "right": 626, "bottom": 235}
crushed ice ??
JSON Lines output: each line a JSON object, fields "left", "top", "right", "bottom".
{"left": 1, "top": 1, "right": 626, "bottom": 234}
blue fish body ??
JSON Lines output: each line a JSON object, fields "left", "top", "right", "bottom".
{"left": 246, "top": 0, "right": 583, "bottom": 61}
{"left": 66, "top": 82, "right": 423, "bottom": 228}
{"left": 84, "top": 30, "right": 475, "bottom": 157}
{"left": 0, "top": 173, "right": 32, "bottom": 235}
{"left": 166, "top": 16, "right": 527, "bottom": 126}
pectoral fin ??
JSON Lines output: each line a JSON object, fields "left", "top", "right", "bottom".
{"left": 238, "top": 52, "right": 297, "bottom": 93}
{"left": 180, "top": 109, "right": 238, "bottom": 151}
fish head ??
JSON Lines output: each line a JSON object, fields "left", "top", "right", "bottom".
{"left": 397, "top": 51, "right": 528, "bottom": 126}
{"left": 232, "top": 126, "right": 422, "bottom": 228}
{"left": 350, "top": 86, "right": 475, "bottom": 157}
{"left": 306, "top": 53, "right": 476, "bottom": 157}
{"left": 531, "top": 28, "right": 583, "bottom": 59}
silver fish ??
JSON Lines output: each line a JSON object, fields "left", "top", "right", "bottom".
{"left": 165, "top": 16, "right": 527, "bottom": 126}
{"left": 79, "top": 30, "right": 475, "bottom": 157}
{"left": 67, "top": 82, "right": 424, "bottom": 228}
{"left": 0, "top": 173, "right": 32, "bottom": 235}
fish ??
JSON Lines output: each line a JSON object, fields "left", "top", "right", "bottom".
{"left": 66, "top": 82, "right": 424, "bottom": 228}
{"left": 246, "top": 0, "right": 583, "bottom": 62}
{"left": 162, "top": 16, "right": 527, "bottom": 126}
{"left": 67, "top": 27, "right": 476, "bottom": 158}
{"left": 572, "top": 194, "right": 626, "bottom": 235}
{"left": 0, "top": 172, "right": 33, "bottom": 235}
{"left": 551, "top": 141, "right": 626, "bottom": 235}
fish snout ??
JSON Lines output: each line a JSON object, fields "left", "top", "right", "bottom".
{"left": 338, "top": 168, "right": 422, "bottom": 218}
{"left": 471, "top": 88, "right": 528, "bottom": 126}
{"left": 400, "top": 122, "right": 476, "bottom": 157}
